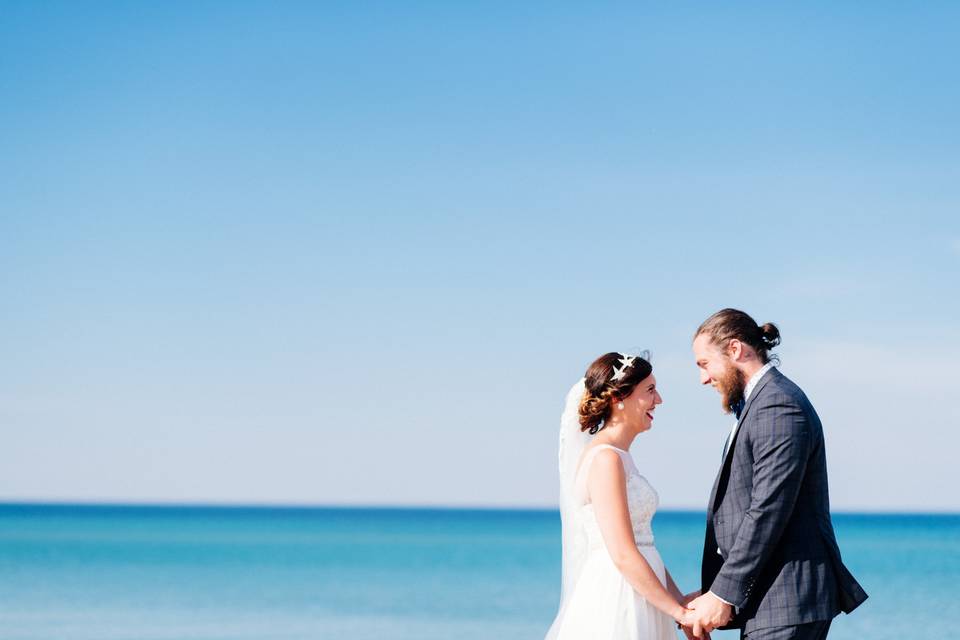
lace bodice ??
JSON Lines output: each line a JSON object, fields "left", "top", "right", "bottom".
{"left": 576, "top": 445, "right": 658, "bottom": 549}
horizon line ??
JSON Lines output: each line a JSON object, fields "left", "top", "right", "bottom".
{"left": 1, "top": 499, "right": 957, "bottom": 516}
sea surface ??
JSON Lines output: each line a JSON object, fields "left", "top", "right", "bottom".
{"left": 1, "top": 504, "right": 957, "bottom": 640}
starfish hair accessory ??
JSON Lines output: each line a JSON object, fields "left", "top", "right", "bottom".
{"left": 610, "top": 353, "right": 638, "bottom": 383}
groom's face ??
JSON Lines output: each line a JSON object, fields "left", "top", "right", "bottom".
{"left": 693, "top": 334, "right": 746, "bottom": 413}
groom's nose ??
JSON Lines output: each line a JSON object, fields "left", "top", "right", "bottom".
{"left": 700, "top": 369, "right": 711, "bottom": 385}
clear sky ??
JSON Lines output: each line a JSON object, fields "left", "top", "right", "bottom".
{"left": 2, "top": 2, "right": 958, "bottom": 511}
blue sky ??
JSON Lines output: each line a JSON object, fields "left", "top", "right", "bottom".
{"left": 2, "top": 2, "right": 958, "bottom": 511}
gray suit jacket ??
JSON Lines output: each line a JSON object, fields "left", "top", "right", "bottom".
{"left": 701, "top": 368, "right": 868, "bottom": 633}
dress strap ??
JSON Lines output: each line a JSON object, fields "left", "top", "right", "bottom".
{"left": 582, "top": 443, "right": 626, "bottom": 463}
{"left": 574, "top": 445, "right": 627, "bottom": 501}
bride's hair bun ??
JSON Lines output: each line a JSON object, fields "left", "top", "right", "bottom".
{"left": 579, "top": 388, "right": 617, "bottom": 435}
{"left": 578, "top": 351, "right": 652, "bottom": 434}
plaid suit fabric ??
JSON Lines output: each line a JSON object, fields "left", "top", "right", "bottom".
{"left": 743, "top": 619, "right": 832, "bottom": 640}
{"left": 701, "top": 369, "right": 868, "bottom": 634}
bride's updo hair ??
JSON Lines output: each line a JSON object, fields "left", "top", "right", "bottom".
{"left": 579, "top": 351, "right": 652, "bottom": 434}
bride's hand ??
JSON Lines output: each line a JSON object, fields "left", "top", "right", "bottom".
{"left": 680, "top": 623, "right": 710, "bottom": 640}
{"left": 679, "top": 609, "right": 710, "bottom": 640}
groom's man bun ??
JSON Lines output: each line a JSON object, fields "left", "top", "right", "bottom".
{"left": 579, "top": 352, "right": 652, "bottom": 434}
{"left": 695, "top": 308, "right": 781, "bottom": 364}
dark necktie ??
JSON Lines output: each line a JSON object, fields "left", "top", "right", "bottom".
{"left": 732, "top": 398, "right": 745, "bottom": 420}
{"left": 721, "top": 399, "right": 746, "bottom": 461}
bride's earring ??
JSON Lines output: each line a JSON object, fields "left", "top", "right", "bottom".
{"left": 617, "top": 401, "right": 624, "bottom": 410}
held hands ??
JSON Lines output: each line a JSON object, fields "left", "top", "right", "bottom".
{"left": 681, "top": 589, "right": 701, "bottom": 608}
{"left": 677, "top": 608, "right": 710, "bottom": 640}
{"left": 685, "top": 591, "right": 733, "bottom": 637}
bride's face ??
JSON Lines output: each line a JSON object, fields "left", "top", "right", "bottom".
{"left": 618, "top": 374, "right": 662, "bottom": 433}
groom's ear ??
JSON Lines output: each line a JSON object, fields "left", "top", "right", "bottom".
{"left": 727, "top": 339, "right": 744, "bottom": 361}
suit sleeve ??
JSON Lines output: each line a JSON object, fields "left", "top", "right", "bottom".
{"left": 708, "top": 395, "right": 811, "bottom": 608}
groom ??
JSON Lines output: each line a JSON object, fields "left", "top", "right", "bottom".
{"left": 685, "top": 309, "right": 867, "bottom": 640}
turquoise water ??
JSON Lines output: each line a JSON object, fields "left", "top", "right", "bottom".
{"left": 1, "top": 505, "right": 957, "bottom": 639}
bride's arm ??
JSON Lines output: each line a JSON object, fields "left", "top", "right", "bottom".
{"left": 587, "top": 450, "right": 687, "bottom": 624}
{"left": 665, "top": 569, "right": 684, "bottom": 602}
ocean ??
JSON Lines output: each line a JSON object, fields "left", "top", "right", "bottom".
{"left": 1, "top": 504, "right": 956, "bottom": 639}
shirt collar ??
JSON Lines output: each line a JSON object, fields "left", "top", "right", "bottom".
{"left": 744, "top": 362, "right": 774, "bottom": 402}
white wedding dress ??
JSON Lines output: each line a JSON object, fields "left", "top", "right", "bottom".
{"left": 547, "top": 443, "right": 678, "bottom": 639}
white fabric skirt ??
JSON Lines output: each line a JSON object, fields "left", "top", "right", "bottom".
{"left": 553, "top": 545, "right": 678, "bottom": 640}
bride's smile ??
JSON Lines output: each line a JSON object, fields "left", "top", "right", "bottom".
{"left": 610, "top": 376, "right": 662, "bottom": 436}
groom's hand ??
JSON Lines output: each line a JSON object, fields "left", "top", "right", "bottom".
{"left": 688, "top": 591, "right": 733, "bottom": 633}
{"left": 681, "top": 589, "right": 701, "bottom": 608}
{"left": 680, "top": 623, "right": 710, "bottom": 640}
{"left": 678, "top": 609, "right": 708, "bottom": 640}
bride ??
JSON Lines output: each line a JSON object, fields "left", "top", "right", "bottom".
{"left": 545, "top": 352, "right": 700, "bottom": 640}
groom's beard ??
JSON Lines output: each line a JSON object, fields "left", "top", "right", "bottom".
{"left": 717, "top": 365, "right": 747, "bottom": 414}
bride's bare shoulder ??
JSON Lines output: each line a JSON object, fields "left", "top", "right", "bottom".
{"left": 585, "top": 447, "right": 625, "bottom": 479}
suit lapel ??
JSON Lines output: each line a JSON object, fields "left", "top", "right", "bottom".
{"left": 707, "top": 367, "right": 778, "bottom": 514}
{"left": 722, "top": 368, "right": 776, "bottom": 464}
